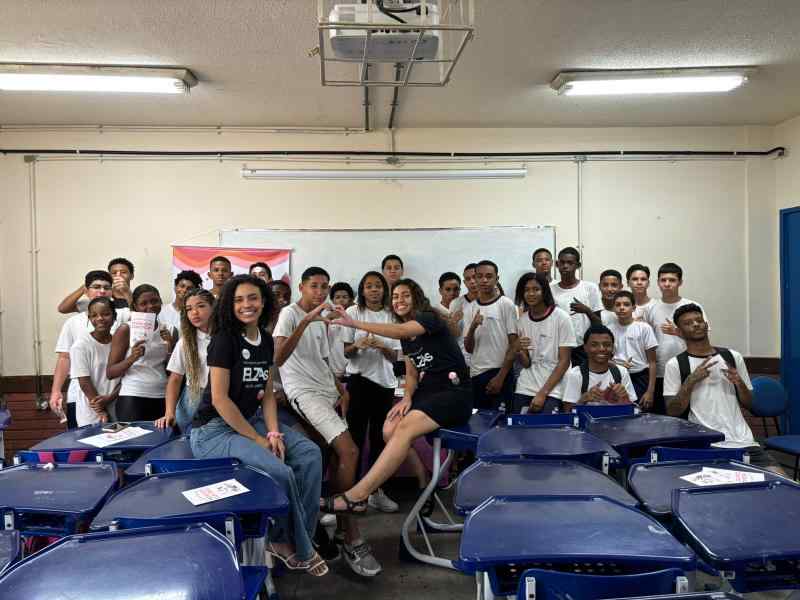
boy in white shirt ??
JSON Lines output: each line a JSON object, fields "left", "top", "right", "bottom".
{"left": 328, "top": 282, "right": 355, "bottom": 380}
{"left": 464, "top": 260, "right": 518, "bottom": 411}
{"left": 159, "top": 270, "right": 202, "bottom": 334}
{"left": 532, "top": 248, "right": 554, "bottom": 283}
{"left": 50, "top": 270, "right": 129, "bottom": 428}
{"left": 626, "top": 263, "right": 656, "bottom": 321}
{"left": 598, "top": 269, "right": 623, "bottom": 325}
{"left": 273, "top": 267, "right": 380, "bottom": 578}
{"left": 608, "top": 291, "right": 657, "bottom": 410}
{"left": 57, "top": 257, "right": 135, "bottom": 313}
{"left": 664, "top": 304, "right": 781, "bottom": 472}
{"left": 550, "top": 247, "right": 602, "bottom": 366}
{"left": 448, "top": 263, "right": 479, "bottom": 366}
{"left": 562, "top": 324, "right": 637, "bottom": 411}
{"left": 644, "top": 262, "right": 706, "bottom": 415}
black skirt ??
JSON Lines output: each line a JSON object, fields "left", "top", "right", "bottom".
{"left": 411, "top": 375, "right": 473, "bottom": 429}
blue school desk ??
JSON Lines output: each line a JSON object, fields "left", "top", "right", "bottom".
{"left": 0, "top": 462, "right": 118, "bottom": 536}
{"left": 672, "top": 480, "right": 800, "bottom": 593}
{"left": 476, "top": 426, "right": 620, "bottom": 473}
{"left": 0, "top": 531, "right": 20, "bottom": 574}
{"left": 124, "top": 434, "right": 238, "bottom": 480}
{"left": 460, "top": 495, "right": 695, "bottom": 599}
{"left": 0, "top": 524, "right": 266, "bottom": 600}
{"left": 628, "top": 459, "right": 780, "bottom": 518}
{"left": 583, "top": 413, "right": 725, "bottom": 463}
{"left": 91, "top": 464, "right": 289, "bottom": 541}
{"left": 30, "top": 421, "right": 174, "bottom": 464}
{"left": 454, "top": 458, "right": 637, "bottom": 515}
{"left": 515, "top": 567, "right": 691, "bottom": 600}
{"left": 401, "top": 410, "right": 502, "bottom": 569}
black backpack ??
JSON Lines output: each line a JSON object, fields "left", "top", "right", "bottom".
{"left": 580, "top": 362, "right": 622, "bottom": 394}
{"left": 676, "top": 347, "right": 736, "bottom": 385}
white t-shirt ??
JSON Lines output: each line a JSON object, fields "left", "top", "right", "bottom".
{"left": 69, "top": 335, "right": 118, "bottom": 426}
{"left": 550, "top": 280, "right": 603, "bottom": 346}
{"left": 600, "top": 309, "right": 618, "bottom": 326}
{"left": 342, "top": 306, "right": 401, "bottom": 388}
{"left": 514, "top": 307, "right": 576, "bottom": 399}
{"left": 563, "top": 364, "right": 638, "bottom": 405}
{"left": 435, "top": 302, "right": 451, "bottom": 316}
{"left": 167, "top": 330, "right": 211, "bottom": 388}
{"left": 159, "top": 302, "right": 182, "bottom": 334}
{"left": 55, "top": 309, "right": 129, "bottom": 404}
{"left": 327, "top": 323, "right": 349, "bottom": 378}
{"left": 633, "top": 298, "right": 657, "bottom": 321}
{"left": 663, "top": 350, "right": 754, "bottom": 448}
{"left": 449, "top": 295, "right": 473, "bottom": 368}
{"left": 274, "top": 303, "right": 337, "bottom": 399}
{"left": 119, "top": 323, "right": 169, "bottom": 398}
{"left": 644, "top": 298, "right": 706, "bottom": 377}
{"left": 606, "top": 320, "right": 658, "bottom": 374}
{"left": 462, "top": 295, "right": 518, "bottom": 377}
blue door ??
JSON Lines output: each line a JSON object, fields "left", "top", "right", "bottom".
{"left": 781, "top": 207, "right": 800, "bottom": 434}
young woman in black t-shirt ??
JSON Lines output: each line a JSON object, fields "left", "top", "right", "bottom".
{"left": 190, "top": 275, "right": 327, "bottom": 576}
{"left": 321, "top": 278, "right": 472, "bottom": 514}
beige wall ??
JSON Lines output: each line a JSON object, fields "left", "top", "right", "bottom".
{"left": 0, "top": 125, "right": 783, "bottom": 376}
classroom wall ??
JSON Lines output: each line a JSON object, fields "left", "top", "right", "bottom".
{"left": 0, "top": 124, "right": 781, "bottom": 377}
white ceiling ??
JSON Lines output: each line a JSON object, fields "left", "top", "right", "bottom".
{"left": 1, "top": 0, "right": 800, "bottom": 128}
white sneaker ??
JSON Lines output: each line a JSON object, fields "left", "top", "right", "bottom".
{"left": 319, "top": 513, "right": 337, "bottom": 528}
{"left": 368, "top": 488, "right": 399, "bottom": 513}
{"left": 343, "top": 539, "right": 382, "bottom": 577}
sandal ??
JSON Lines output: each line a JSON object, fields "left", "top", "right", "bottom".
{"left": 302, "top": 551, "right": 329, "bottom": 577}
{"left": 319, "top": 493, "right": 368, "bottom": 515}
{"left": 266, "top": 543, "right": 304, "bottom": 570}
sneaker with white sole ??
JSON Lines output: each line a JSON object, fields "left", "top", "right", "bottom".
{"left": 343, "top": 539, "right": 382, "bottom": 577}
{"left": 368, "top": 488, "right": 399, "bottom": 513}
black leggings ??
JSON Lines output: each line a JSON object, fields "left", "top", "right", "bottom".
{"left": 346, "top": 374, "right": 395, "bottom": 477}
{"left": 115, "top": 396, "right": 166, "bottom": 422}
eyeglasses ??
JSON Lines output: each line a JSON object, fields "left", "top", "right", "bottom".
{"left": 88, "top": 284, "right": 112, "bottom": 291}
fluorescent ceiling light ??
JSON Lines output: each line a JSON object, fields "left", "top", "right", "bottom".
{"left": 0, "top": 64, "right": 197, "bottom": 94}
{"left": 241, "top": 168, "right": 527, "bottom": 181}
{"left": 551, "top": 68, "right": 752, "bottom": 96}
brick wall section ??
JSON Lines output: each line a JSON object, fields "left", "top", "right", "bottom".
{"left": 2, "top": 393, "right": 65, "bottom": 460}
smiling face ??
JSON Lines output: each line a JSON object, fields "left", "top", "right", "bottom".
{"left": 233, "top": 282, "right": 264, "bottom": 326}
{"left": 391, "top": 284, "right": 414, "bottom": 319}
{"left": 382, "top": 259, "right": 403, "bottom": 285}
{"left": 299, "top": 275, "right": 330, "bottom": 309}
{"left": 88, "top": 302, "right": 115, "bottom": 335}
{"left": 523, "top": 278, "right": 544, "bottom": 309}
{"left": 134, "top": 290, "right": 162, "bottom": 315}
{"left": 599, "top": 275, "right": 622, "bottom": 302}
{"left": 439, "top": 278, "right": 461, "bottom": 306}
{"left": 250, "top": 266, "right": 271, "bottom": 283}
{"left": 585, "top": 333, "right": 614, "bottom": 368}
{"left": 185, "top": 294, "right": 213, "bottom": 330}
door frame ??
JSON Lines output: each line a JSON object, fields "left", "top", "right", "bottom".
{"left": 780, "top": 206, "right": 800, "bottom": 433}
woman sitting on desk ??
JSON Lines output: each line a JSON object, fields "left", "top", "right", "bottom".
{"left": 321, "top": 278, "right": 473, "bottom": 514}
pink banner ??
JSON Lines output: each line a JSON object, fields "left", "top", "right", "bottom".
{"left": 171, "top": 245, "right": 291, "bottom": 290}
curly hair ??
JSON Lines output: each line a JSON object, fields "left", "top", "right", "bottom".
{"left": 391, "top": 278, "right": 439, "bottom": 322}
{"left": 212, "top": 274, "right": 274, "bottom": 335}
{"left": 131, "top": 284, "right": 161, "bottom": 309}
{"left": 180, "top": 288, "right": 216, "bottom": 397}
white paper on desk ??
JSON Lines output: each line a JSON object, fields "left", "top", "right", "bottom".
{"left": 182, "top": 479, "right": 250, "bottom": 506}
{"left": 129, "top": 311, "right": 156, "bottom": 347}
{"left": 78, "top": 426, "right": 151, "bottom": 448}
{"left": 680, "top": 467, "right": 765, "bottom": 487}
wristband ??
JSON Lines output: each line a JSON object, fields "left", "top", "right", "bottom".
{"left": 266, "top": 431, "right": 284, "bottom": 440}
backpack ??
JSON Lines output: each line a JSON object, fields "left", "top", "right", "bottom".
{"left": 676, "top": 347, "right": 736, "bottom": 385}
{"left": 580, "top": 362, "right": 622, "bottom": 394}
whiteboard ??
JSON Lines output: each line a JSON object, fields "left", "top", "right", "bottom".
{"left": 221, "top": 226, "right": 556, "bottom": 302}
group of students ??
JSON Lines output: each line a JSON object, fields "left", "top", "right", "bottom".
{"left": 47, "top": 245, "right": 780, "bottom": 580}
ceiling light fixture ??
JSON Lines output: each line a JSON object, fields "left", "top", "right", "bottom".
{"left": 550, "top": 67, "right": 752, "bottom": 96}
{"left": 0, "top": 64, "right": 197, "bottom": 94}
{"left": 241, "top": 168, "right": 527, "bottom": 181}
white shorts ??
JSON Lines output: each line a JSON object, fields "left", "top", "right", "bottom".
{"left": 291, "top": 391, "right": 347, "bottom": 444}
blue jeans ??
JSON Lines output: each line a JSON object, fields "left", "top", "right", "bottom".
{"left": 190, "top": 415, "right": 322, "bottom": 561}
{"left": 175, "top": 386, "right": 202, "bottom": 433}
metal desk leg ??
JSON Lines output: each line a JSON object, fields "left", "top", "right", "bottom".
{"left": 400, "top": 436, "right": 459, "bottom": 569}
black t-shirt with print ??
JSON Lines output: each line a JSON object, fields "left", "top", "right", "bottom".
{"left": 194, "top": 328, "right": 274, "bottom": 426}
{"left": 401, "top": 311, "right": 467, "bottom": 388}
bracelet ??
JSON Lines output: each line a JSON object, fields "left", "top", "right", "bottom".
{"left": 266, "top": 431, "right": 284, "bottom": 440}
